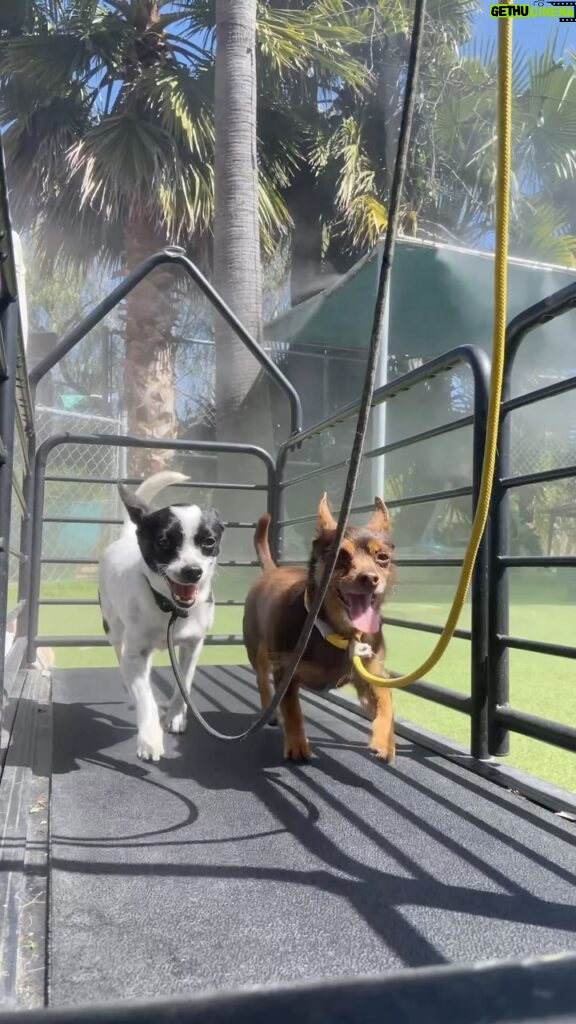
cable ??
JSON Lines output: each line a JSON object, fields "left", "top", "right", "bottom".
{"left": 166, "top": 0, "right": 428, "bottom": 739}
{"left": 353, "top": 18, "right": 513, "bottom": 687}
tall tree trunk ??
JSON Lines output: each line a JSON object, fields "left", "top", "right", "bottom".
{"left": 213, "top": 0, "right": 266, "bottom": 450}
{"left": 123, "top": 216, "right": 176, "bottom": 477}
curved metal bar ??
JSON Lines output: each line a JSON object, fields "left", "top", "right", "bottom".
{"left": 29, "top": 246, "right": 303, "bottom": 436}
{"left": 277, "top": 343, "right": 491, "bottom": 457}
{"left": 26, "top": 432, "right": 276, "bottom": 663}
{"left": 505, "top": 280, "right": 576, "bottom": 373}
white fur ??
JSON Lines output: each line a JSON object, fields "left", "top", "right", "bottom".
{"left": 98, "top": 471, "right": 217, "bottom": 762}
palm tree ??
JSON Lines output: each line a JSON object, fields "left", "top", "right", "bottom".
{"left": 283, "top": 13, "right": 576, "bottom": 284}
{"left": 414, "top": 33, "right": 576, "bottom": 261}
{"left": 1, "top": 0, "right": 370, "bottom": 464}
{"left": 256, "top": 0, "right": 481, "bottom": 297}
{"left": 1, "top": 0, "right": 218, "bottom": 472}
{"left": 213, "top": 0, "right": 262, "bottom": 443}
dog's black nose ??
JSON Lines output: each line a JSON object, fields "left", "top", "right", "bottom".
{"left": 180, "top": 566, "right": 203, "bottom": 583}
{"left": 359, "top": 572, "right": 379, "bottom": 588}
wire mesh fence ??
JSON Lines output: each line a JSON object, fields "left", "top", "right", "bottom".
{"left": 36, "top": 405, "right": 125, "bottom": 583}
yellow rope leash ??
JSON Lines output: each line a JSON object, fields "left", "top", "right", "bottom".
{"left": 353, "top": 20, "right": 513, "bottom": 689}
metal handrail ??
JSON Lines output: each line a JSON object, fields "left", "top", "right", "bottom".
{"left": 29, "top": 246, "right": 303, "bottom": 436}
{"left": 26, "top": 433, "right": 276, "bottom": 663}
{"left": 487, "top": 281, "right": 576, "bottom": 757}
{"left": 276, "top": 343, "right": 491, "bottom": 759}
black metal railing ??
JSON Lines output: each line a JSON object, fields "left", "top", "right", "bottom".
{"left": 25, "top": 435, "right": 276, "bottom": 663}
{"left": 1, "top": 112, "right": 575, "bottom": 789}
{"left": 0, "top": 145, "right": 35, "bottom": 722}
{"left": 277, "top": 345, "right": 492, "bottom": 759}
{"left": 488, "top": 280, "right": 576, "bottom": 758}
{"left": 29, "top": 246, "right": 302, "bottom": 437}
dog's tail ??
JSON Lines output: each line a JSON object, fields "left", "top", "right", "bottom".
{"left": 254, "top": 513, "right": 275, "bottom": 571}
{"left": 134, "top": 471, "right": 190, "bottom": 507}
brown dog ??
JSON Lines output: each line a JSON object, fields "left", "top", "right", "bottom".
{"left": 242, "top": 494, "right": 395, "bottom": 762}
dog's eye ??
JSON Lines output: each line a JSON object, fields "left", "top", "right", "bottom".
{"left": 203, "top": 538, "right": 216, "bottom": 553}
{"left": 375, "top": 551, "right": 391, "bottom": 566}
{"left": 336, "top": 548, "right": 351, "bottom": 568}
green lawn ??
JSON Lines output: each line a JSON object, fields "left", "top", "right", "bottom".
{"left": 20, "top": 575, "right": 576, "bottom": 793}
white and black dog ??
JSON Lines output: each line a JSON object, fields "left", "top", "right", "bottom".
{"left": 98, "top": 471, "right": 224, "bottom": 762}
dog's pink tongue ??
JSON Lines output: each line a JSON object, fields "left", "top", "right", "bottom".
{"left": 172, "top": 582, "right": 197, "bottom": 603}
{"left": 346, "top": 594, "right": 380, "bottom": 633}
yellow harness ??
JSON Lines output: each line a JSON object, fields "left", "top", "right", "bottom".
{"left": 303, "top": 588, "right": 357, "bottom": 651}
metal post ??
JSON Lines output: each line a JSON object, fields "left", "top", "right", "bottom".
{"left": 272, "top": 446, "right": 289, "bottom": 563}
{"left": 0, "top": 302, "right": 20, "bottom": 687}
{"left": 371, "top": 287, "right": 390, "bottom": 505}
{"left": 487, "top": 382, "right": 511, "bottom": 757}
{"left": 26, "top": 441, "right": 47, "bottom": 665}
{"left": 15, "top": 429, "right": 35, "bottom": 640}
{"left": 470, "top": 350, "right": 491, "bottom": 759}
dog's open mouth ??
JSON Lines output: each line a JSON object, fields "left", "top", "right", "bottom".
{"left": 166, "top": 579, "right": 198, "bottom": 609}
{"left": 338, "top": 591, "right": 381, "bottom": 633}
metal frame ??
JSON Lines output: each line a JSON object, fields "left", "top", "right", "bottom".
{"left": 488, "top": 279, "right": 576, "bottom": 757}
{"left": 277, "top": 345, "right": 492, "bottom": 759}
{"left": 2, "top": 951, "right": 576, "bottom": 1024}
{"left": 0, "top": 146, "right": 35, "bottom": 734}
{"left": 4, "top": 253, "right": 576, "bottom": 784}
{"left": 25, "top": 434, "right": 276, "bottom": 663}
{"left": 29, "top": 246, "right": 302, "bottom": 437}
{"left": 1, "top": 116, "right": 575, "bottom": 800}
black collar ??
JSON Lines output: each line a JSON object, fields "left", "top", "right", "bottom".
{"left": 144, "top": 576, "right": 189, "bottom": 618}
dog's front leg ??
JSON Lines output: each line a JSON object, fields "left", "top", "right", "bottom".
{"left": 164, "top": 637, "right": 205, "bottom": 734}
{"left": 120, "top": 649, "right": 164, "bottom": 762}
{"left": 352, "top": 656, "right": 395, "bottom": 763}
{"left": 275, "top": 673, "right": 310, "bottom": 761}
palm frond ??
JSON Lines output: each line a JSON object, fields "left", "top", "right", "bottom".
{"left": 67, "top": 113, "right": 177, "bottom": 217}
{"left": 511, "top": 194, "right": 576, "bottom": 266}
{"left": 130, "top": 64, "right": 213, "bottom": 157}
{"left": 0, "top": 32, "right": 96, "bottom": 92}
{"left": 256, "top": 4, "right": 371, "bottom": 90}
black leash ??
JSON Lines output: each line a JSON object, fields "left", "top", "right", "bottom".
{"left": 167, "top": 613, "right": 284, "bottom": 740}
{"left": 166, "top": 0, "right": 427, "bottom": 741}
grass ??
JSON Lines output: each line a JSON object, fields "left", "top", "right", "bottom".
{"left": 18, "top": 573, "right": 576, "bottom": 793}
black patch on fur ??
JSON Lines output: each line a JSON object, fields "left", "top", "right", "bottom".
{"left": 194, "top": 509, "right": 225, "bottom": 557}
{"left": 134, "top": 506, "right": 224, "bottom": 578}
{"left": 136, "top": 508, "right": 185, "bottom": 575}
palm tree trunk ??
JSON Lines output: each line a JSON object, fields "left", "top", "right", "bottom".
{"left": 123, "top": 216, "right": 176, "bottom": 477}
{"left": 213, "top": 0, "right": 265, "bottom": 448}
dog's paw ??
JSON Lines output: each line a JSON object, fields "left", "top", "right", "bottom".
{"left": 166, "top": 710, "right": 188, "bottom": 735}
{"left": 369, "top": 738, "right": 395, "bottom": 763}
{"left": 283, "top": 734, "right": 311, "bottom": 761}
{"left": 136, "top": 729, "right": 164, "bottom": 762}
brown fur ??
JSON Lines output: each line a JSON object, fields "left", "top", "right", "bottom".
{"left": 243, "top": 495, "right": 396, "bottom": 762}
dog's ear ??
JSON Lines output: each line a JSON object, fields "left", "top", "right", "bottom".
{"left": 366, "top": 496, "right": 390, "bottom": 533}
{"left": 118, "top": 482, "right": 150, "bottom": 526}
{"left": 206, "top": 508, "right": 225, "bottom": 538}
{"left": 316, "top": 493, "right": 336, "bottom": 535}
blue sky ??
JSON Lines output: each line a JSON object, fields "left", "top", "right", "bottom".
{"left": 468, "top": 1, "right": 576, "bottom": 54}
